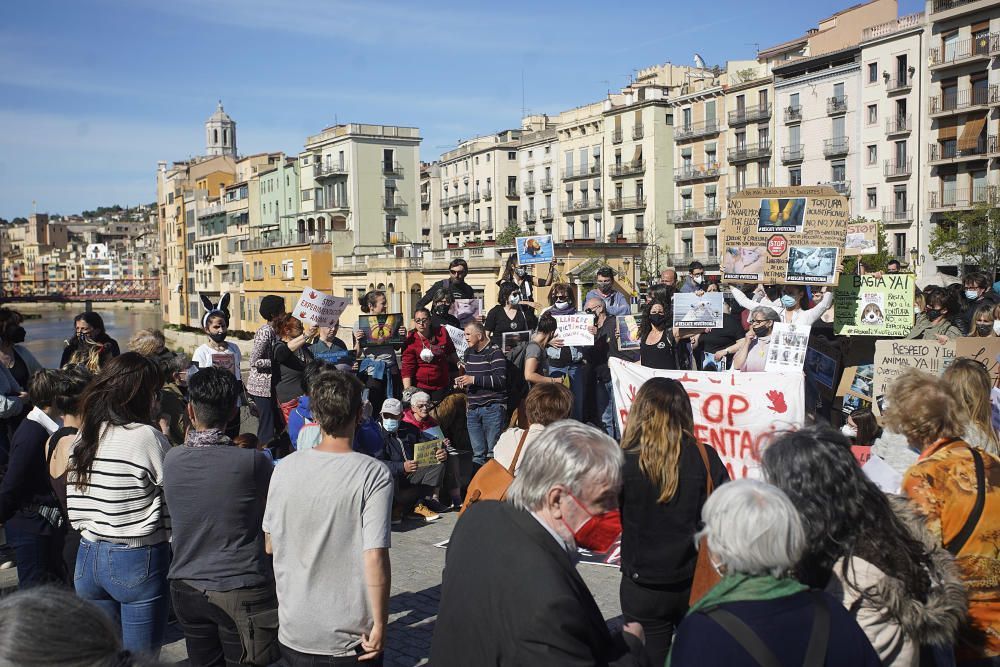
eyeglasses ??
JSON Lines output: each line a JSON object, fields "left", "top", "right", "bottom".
{"left": 450, "top": 270, "right": 466, "bottom": 276}
{"left": 414, "top": 318, "right": 430, "bottom": 324}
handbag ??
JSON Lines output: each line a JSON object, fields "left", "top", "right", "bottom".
{"left": 688, "top": 440, "right": 720, "bottom": 606}
{"left": 460, "top": 430, "right": 529, "bottom": 515}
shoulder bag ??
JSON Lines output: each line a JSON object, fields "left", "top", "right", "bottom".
{"left": 689, "top": 440, "right": 720, "bottom": 605}
{"left": 946, "top": 446, "right": 986, "bottom": 556}
{"left": 460, "top": 430, "right": 530, "bottom": 515}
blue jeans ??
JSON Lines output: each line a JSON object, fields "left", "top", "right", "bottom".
{"left": 596, "top": 380, "right": 619, "bottom": 440}
{"left": 74, "top": 538, "right": 170, "bottom": 653}
{"left": 467, "top": 402, "right": 506, "bottom": 466}
{"left": 5, "top": 514, "right": 63, "bottom": 588}
{"left": 551, "top": 363, "right": 588, "bottom": 422}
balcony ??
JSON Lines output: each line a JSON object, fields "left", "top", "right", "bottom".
{"left": 245, "top": 232, "right": 333, "bottom": 251}
{"left": 881, "top": 206, "right": 914, "bottom": 224}
{"left": 825, "top": 180, "right": 851, "bottom": 196}
{"left": 439, "top": 220, "right": 481, "bottom": 235}
{"left": 440, "top": 193, "right": 471, "bottom": 208}
{"left": 930, "top": 85, "right": 999, "bottom": 117}
{"left": 727, "top": 141, "right": 772, "bottom": 163}
{"left": 632, "top": 124, "right": 644, "bottom": 140}
{"left": 783, "top": 105, "right": 802, "bottom": 124}
{"left": 420, "top": 192, "right": 431, "bottom": 206}
{"left": 884, "top": 158, "right": 913, "bottom": 178}
{"left": 562, "top": 164, "right": 602, "bottom": 181}
{"left": 539, "top": 208, "right": 554, "bottom": 220}
{"left": 928, "top": 135, "right": 999, "bottom": 164}
{"left": 929, "top": 33, "right": 999, "bottom": 71}
{"left": 609, "top": 196, "right": 647, "bottom": 211}
{"left": 932, "top": 0, "right": 1000, "bottom": 18}
{"left": 382, "top": 196, "right": 408, "bottom": 212}
{"left": 781, "top": 145, "right": 804, "bottom": 163}
{"left": 522, "top": 211, "right": 537, "bottom": 224}
{"left": 382, "top": 161, "right": 404, "bottom": 177}
{"left": 886, "top": 74, "right": 914, "bottom": 94}
{"left": 885, "top": 115, "right": 912, "bottom": 136}
{"left": 827, "top": 95, "right": 848, "bottom": 115}
{"left": 674, "top": 118, "right": 721, "bottom": 141}
{"left": 540, "top": 177, "right": 554, "bottom": 191}
{"left": 612, "top": 129, "right": 623, "bottom": 144}
{"left": 666, "top": 207, "right": 723, "bottom": 224}
{"left": 928, "top": 186, "right": 1000, "bottom": 211}
{"left": 382, "top": 232, "right": 412, "bottom": 245}
{"left": 523, "top": 180, "right": 536, "bottom": 195}
{"left": 314, "top": 161, "right": 349, "bottom": 179}
{"left": 506, "top": 188, "right": 519, "bottom": 199}
{"left": 675, "top": 162, "right": 722, "bottom": 183}
{"left": 481, "top": 188, "right": 492, "bottom": 201}
{"left": 560, "top": 198, "right": 603, "bottom": 214}
{"left": 610, "top": 160, "right": 646, "bottom": 178}
{"left": 823, "top": 136, "right": 850, "bottom": 157}
{"left": 728, "top": 103, "right": 772, "bottom": 126}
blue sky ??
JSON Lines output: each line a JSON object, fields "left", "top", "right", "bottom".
{"left": 0, "top": 0, "right": 923, "bottom": 220}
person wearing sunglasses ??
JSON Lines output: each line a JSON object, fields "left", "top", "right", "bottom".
{"left": 401, "top": 308, "right": 459, "bottom": 404}
{"left": 416, "top": 258, "right": 476, "bottom": 311}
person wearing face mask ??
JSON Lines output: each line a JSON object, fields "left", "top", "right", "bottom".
{"left": 584, "top": 266, "right": 633, "bottom": 316}
{"left": 729, "top": 283, "right": 833, "bottom": 326}
{"left": 959, "top": 271, "right": 1000, "bottom": 335}
{"left": 158, "top": 352, "right": 192, "bottom": 446}
{"left": 498, "top": 253, "right": 558, "bottom": 308}
{"left": 968, "top": 302, "right": 1000, "bottom": 338}
{"left": 678, "top": 261, "right": 707, "bottom": 294}
{"left": 191, "top": 301, "right": 244, "bottom": 437}
{"left": 485, "top": 282, "right": 538, "bottom": 346}
{"left": 0, "top": 308, "right": 39, "bottom": 464}
{"left": 378, "top": 397, "right": 447, "bottom": 525}
{"left": 639, "top": 299, "right": 681, "bottom": 370}
{"left": 840, "top": 408, "right": 881, "bottom": 462}
{"left": 731, "top": 306, "right": 780, "bottom": 372}
{"left": 427, "top": 289, "right": 462, "bottom": 331}
{"left": 430, "top": 421, "right": 650, "bottom": 666}
{"left": 59, "top": 311, "right": 120, "bottom": 370}
{"left": 401, "top": 307, "right": 458, "bottom": 403}
{"left": 543, "top": 283, "right": 591, "bottom": 422}
{"left": 906, "top": 288, "right": 962, "bottom": 342}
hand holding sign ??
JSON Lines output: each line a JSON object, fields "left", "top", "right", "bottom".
{"left": 294, "top": 287, "right": 347, "bottom": 328}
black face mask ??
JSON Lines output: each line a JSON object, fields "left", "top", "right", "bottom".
{"left": 925, "top": 308, "right": 942, "bottom": 321}
{"left": 648, "top": 313, "right": 668, "bottom": 328}
{"left": 5, "top": 326, "right": 25, "bottom": 344}
{"left": 976, "top": 323, "right": 992, "bottom": 336}
{"left": 433, "top": 304, "right": 450, "bottom": 316}
{"left": 208, "top": 331, "right": 227, "bottom": 344}
{"left": 752, "top": 323, "right": 771, "bottom": 337}
{"left": 76, "top": 332, "right": 90, "bottom": 343}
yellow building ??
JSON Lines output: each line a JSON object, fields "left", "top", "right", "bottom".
{"left": 242, "top": 239, "right": 333, "bottom": 329}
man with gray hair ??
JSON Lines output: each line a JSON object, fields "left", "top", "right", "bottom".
{"left": 430, "top": 421, "right": 648, "bottom": 665}
{"left": 455, "top": 320, "right": 507, "bottom": 467}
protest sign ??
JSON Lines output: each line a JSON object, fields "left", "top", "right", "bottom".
{"left": 555, "top": 314, "right": 594, "bottom": 346}
{"left": 293, "top": 288, "right": 348, "bottom": 327}
{"left": 873, "top": 339, "right": 956, "bottom": 399}
{"left": 501, "top": 330, "right": 531, "bottom": 355}
{"left": 834, "top": 273, "right": 915, "bottom": 337}
{"left": 765, "top": 323, "right": 810, "bottom": 372}
{"left": 515, "top": 234, "right": 554, "bottom": 265}
{"left": 449, "top": 299, "right": 482, "bottom": 326}
{"left": 617, "top": 315, "right": 642, "bottom": 351}
{"left": 838, "top": 364, "right": 874, "bottom": 400}
{"left": 609, "top": 359, "right": 805, "bottom": 479}
{"left": 805, "top": 336, "right": 839, "bottom": 391}
{"left": 446, "top": 324, "right": 468, "bottom": 356}
{"left": 844, "top": 218, "right": 879, "bottom": 256}
{"left": 673, "top": 293, "right": 723, "bottom": 329}
{"left": 955, "top": 337, "right": 1000, "bottom": 388}
{"left": 721, "top": 186, "right": 849, "bottom": 285}
{"left": 413, "top": 439, "right": 444, "bottom": 469}
{"left": 357, "top": 313, "right": 405, "bottom": 347}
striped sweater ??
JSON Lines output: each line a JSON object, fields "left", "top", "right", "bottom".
{"left": 67, "top": 423, "right": 172, "bottom": 547}
{"left": 463, "top": 343, "right": 507, "bottom": 409}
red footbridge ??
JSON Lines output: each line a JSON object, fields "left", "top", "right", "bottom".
{"left": 0, "top": 279, "right": 160, "bottom": 303}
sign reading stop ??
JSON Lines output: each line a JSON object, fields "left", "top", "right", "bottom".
{"left": 767, "top": 235, "right": 787, "bottom": 257}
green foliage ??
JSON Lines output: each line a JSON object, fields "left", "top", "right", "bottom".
{"left": 841, "top": 217, "right": 892, "bottom": 275}
{"left": 494, "top": 221, "right": 527, "bottom": 246}
{"left": 928, "top": 202, "right": 1000, "bottom": 278}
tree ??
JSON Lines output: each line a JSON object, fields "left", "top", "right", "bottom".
{"left": 841, "top": 217, "right": 892, "bottom": 275}
{"left": 929, "top": 201, "right": 1000, "bottom": 279}
{"left": 634, "top": 228, "right": 671, "bottom": 282}
{"left": 494, "top": 221, "right": 527, "bottom": 246}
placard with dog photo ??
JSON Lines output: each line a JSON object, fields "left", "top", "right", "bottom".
{"left": 834, "top": 273, "right": 915, "bottom": 336}
{"left": 515, "top": 234, "right": 554, "bottom": 266}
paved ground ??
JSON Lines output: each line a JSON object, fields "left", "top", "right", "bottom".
{"left": 2, "top": 511, "right": 623, "bottom": 666}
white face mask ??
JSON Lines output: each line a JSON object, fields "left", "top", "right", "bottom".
{"left": 841, "top": 424, "right": 857, "bottom": 438}
{"left": 913, "top": 306, "right": 921, "bottom": 315}
{"left": 419, "top": 347, "right": 434, "bottom": 363}
{"left": 994, "top": 320, "right": 1000, "bottom": 336}
{"left": 554, "top": 300, "right": 569, "bottom": 309}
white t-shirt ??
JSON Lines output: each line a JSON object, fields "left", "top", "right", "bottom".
{"left": 262, "top": 449, "right": 392, "bottom": 656}
{"left": 192, "top": 342, "right": 242, "bottom": 383}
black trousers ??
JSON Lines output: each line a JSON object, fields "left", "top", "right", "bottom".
{"left": 619, "top": 575, "right": 691, "bottom": 667}
{"left": 170, "top": 580, "right": 275, "bottom": 667}
{"left": 275, "top": 642, "right": 384, "bottom": 666}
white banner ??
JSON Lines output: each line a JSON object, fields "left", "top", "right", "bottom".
{"left": 293, "top": 288, "right": 347, "bottom": 327}
{"left": 609, "top": 358, "right": 805, "bottom": 479}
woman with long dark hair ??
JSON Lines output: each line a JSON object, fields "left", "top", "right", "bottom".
{"left": 762, "top": 426, "right": 967, "bottom": 665}
{"left": 618, "top": 377, "right": 730, "bottom": 665}
{"left": 66, "top": 352, "right": 172, "bottom": 653}
{"left": 484, "top": 282, "right": 537, "bottom": 346}
{"left": 638, "top": 300, "right": 681, "bottom": 370}
{"left": 59, "top": 312, "right": 120, "bottom": 370}
{"left": 353, "top": 290, "right": 407, "bottom": 411}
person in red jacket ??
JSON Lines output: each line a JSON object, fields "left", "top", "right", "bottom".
{"left": 401, "top": 307, "right": 459, "bottom": 402}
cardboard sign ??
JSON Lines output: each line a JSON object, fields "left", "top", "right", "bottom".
{"left": 955, "top": 337, "right": 1000, "bottom": 389}
{"left": 834, "top": 273, "right": 915, "bottom": 337}
{"left": 765, "top": 323, "right": 810, "bottom": 373}
{"left": 357, "top": 313, "right": 405, "bottom": 347}
{"left": 609, "top": 359, "right": 805, "bottom": 479}
{"left": 721, "top": 186, "right": 849, "bottom": 285}
{"left": 449, "top": 299, "right": 482, "bottom": 326}
{"left": 617, "top": 315, "right": 642, "bottom": 351}
{"left": 873, "top": 339, "right": 956, "bottom": 398}
{"left": 845, "top": 219, "right": 879, "bottom": 256}
{"left": 515, "top": 234, "right": 555, "bottom": 265}
{"left": 294, "top": 288, "right": 348, "bottom": 327}
{"left": 413, "top": 439, "right": 445, "bottom": 469}
{"left": 673, "top": 293, "right": 724, "bottom": 329}
{"left": 555, "top": 314, "right": 594, "bottom": 346}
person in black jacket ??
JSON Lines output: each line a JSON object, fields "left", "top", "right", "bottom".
{"left": 59, "top": 312, "right": 120, "bottom": 369}
{"left": 430, "top": 420, "right": 649, "bottom": 666}
{"left": 415, "top": 258, "right": 475, "bottom": 311}
{"left": 619, "top": 377, "right": 730, "bottom": 666}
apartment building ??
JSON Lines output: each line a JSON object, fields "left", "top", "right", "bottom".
{"left": 517, "top": 117, "right": 559, "bottom": 238}
{"left": 725, "top": 68, "right": 776, "bottom": 197}
{"left": 923, "top": 0, "right": 1000, "bottom": 273}
{"left": 419, "top": 163, "right": 440, "bottom": 247}
{"left": 859, "top": 12, "right": 926, "bottom": 266}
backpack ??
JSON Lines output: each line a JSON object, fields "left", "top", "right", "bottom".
{"left": 505, "top": 341, "right": 530, "bottom": 404}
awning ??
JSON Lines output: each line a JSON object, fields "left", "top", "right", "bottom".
{"left": 938, "top": 117, "right": 958, "bottom": 140}
{"left": 959, "top": 114, "right": 987, "bottom": 151}
{"left": 681, "top": 188, "right": 692, "bottom": 197}
{"left": 704, "top": 228, "right": 718, "bottom": 237}
{"left": 633, "top": 145, "right": 643, "bottom": 162}
{"left": 705, "top": 142, "right": 717, "bottom": 153}
{"left": 705, "top": 185, "right": 717, "bottom": 195}
{"left": 681, "top": 147, "right": 693, "bottom": 157}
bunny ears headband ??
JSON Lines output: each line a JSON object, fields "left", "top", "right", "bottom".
{"left": 200, "top": 293, "right": 231, "bottom": 329}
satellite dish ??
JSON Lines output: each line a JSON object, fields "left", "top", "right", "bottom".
{"left": 694, "top": 53, "right": 706, "bottom": 69}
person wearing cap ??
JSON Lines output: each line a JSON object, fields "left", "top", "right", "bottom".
{"left": 377, "top": 397, "right": 447, "bottom": 524}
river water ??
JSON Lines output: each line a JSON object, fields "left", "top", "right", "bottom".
{"left": 20, "top": 307, "right": 164, "bottom": 369}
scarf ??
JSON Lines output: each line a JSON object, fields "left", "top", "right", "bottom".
{"left": 184, "top": 428, "right": 232, "bottom": 448}
{"left": 548, "top": 304, "right": 576, "bottom": 316}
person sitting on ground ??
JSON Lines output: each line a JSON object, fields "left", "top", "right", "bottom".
{"left": 492, "top": 382, "right": 573, "bottom": 473}
{"left": 731, "top": 306, "right": 780, "bottom": 372}
{"left": 943, "top": 358, "right": 1000, "bottom": 457}
{"left": 163, "top": 367, "right": 275, "bottom": 667}
{"left": 377, "top": 398, "right": 448, "bottom": 525}
{"left": 906, "top": 287, "right": 962, "bottom": 342}
{"left": 762, "top": 427, "right": 967, "bottom": 665}
{"left": 667, "top": 479, "right": 882, "bottom": 666}
{"left": 402, "top": 391, "right": 458, "bottom": 513}
{"left": 60, "top": 311, "right": 120, "bottom": 370}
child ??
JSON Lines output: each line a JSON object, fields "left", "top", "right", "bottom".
{"left": 191, "top": 294, "right": 242, "bottom": 436}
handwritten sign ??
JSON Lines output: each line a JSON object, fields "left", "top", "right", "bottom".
{"left": 413, "top": 439, "right": 444, "bottom": 469}
{"left": 609, "top": 359, "right": 804, "bottom": 479}
{"left": 555, "top": 314, "right": 594, "bottom": 347}
{"left": 294, "top": 288, "right": 347, "bottom": 327}
{"left": 445, "top": 324, "right": 468, "bottom": 356}
{"left": 721, "top": 186, "right": 849, "bottom": 285}
{"left": 765, "top": 323, "right": 810, "bottom": 372}
{"left": 834, "top": 273, "right": 915, "bottom": 337}
{"left": 845, "top": 219, "right": 878, "bottom": 256}
{"left": 873, "top": 339, "right": 956, "bottom": 399}
{"left": 673, "top": 293, "right": 723, "bottom": 329}
{"left": 955, "top": 337, "right": 1000, "bottom": 388}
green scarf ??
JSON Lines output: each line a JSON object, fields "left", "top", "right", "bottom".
{"left": 665, "top": 573, "right": 807, "bottom": 666}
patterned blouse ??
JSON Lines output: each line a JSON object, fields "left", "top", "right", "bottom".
{"left": 246, "top": 323, "right": 277, "bottom": 398}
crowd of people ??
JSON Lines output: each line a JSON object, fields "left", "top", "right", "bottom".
{"left": 0, "top": 254, "right": 997, "bottom": 666}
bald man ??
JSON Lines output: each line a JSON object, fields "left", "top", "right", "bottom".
{"left": 660, "top": 268, "right": 677, "bottom": 288}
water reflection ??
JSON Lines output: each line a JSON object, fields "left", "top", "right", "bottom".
{"left": 20, "top": 306, "right": 164, "bottom": 369}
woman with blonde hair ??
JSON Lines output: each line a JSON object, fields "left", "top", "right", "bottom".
{"left": 969, "top": 302, "right": 1000, "bottom": 338}
{"left": 618, "top": 377, "right": 730, "bottom": 665}
{"left": 943, "top": 358, "right": 1000, "bottom": 456}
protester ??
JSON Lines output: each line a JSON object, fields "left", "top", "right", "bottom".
{"left": 191, "top": 301, "right": 242, "bottom": 385}
{"left": 354, "top": 289, "right": 406, "bottom": 411}
{"left": 427, "top": 288, "right": 462, "bottom": 330}
{"left": 430, "top": 421, "right": 648, "bottom": 666}
{"left": 960, "top": 272, "right": 1000, "bottom": 335}
{"left": 762, "top": 427, "right": 966, "bottom": 664}
{"left": 456, "top": 321, "right": 507, "bottom": 467}
{"left": 498, "top": 254, "right": 557, "bottom": 307}
{"left": 639, "top": 300, "right": 681, "bottom": 370}
{"left": 247, "top": 295, "right": 286, "bottom": 445}
{"left": 308, "top": 321, "right": 353, "bottom": 368}
{"left": 619, "top": 377, "right": 730, "bottom": 664}
{"left": 585, "top": 266, "right": 632, "bottom": 316}
{"left": 484, "top": 281, "right": 538, "bottom": 345}
{"left": 492, "top": 382, "right": 573, "bottom": 472}
{"left": 543, "top": 282, "right": 590, "bottom": 421}
{"left": 287, "top": 358, "right": 334, "bottom": 450}
{"left": 59, "top": 312, "right": 121, "bottom": 369}
{"left": 66, "top": 352, "right": 171, "bottom": 653}
{"left": 659, "top": 268, "right": 678, "bottom": 290}
{"left": 969, "top": 302, "right": 1000, "bottom": 338}
{"left": 0, "top": 344, "right": 26, "bottom": 467}
{"left": 416, "top": 257, "right": 475, "bottom": 310}
{"left": 401, "top": 391, "right": 460, "bottom": 514}
{"left": 377, "top": 397, "right": 448, "bottom": 523}
{"left": 158, "top": 351, "right": 191, "bottom": 446}
{"left": 0, "top": 307, "right": 42, "bottom": 389}
{"left": 885, "top": 369, "right": 1000, "bottom": 664}
{"left": 0, "top": 369, "right": 70, "bottom": 587}
{"left": 401, "top": 307, "right": 458, "bottom": 402}
{"left": 584, "top": 295, "right": 625, "bottom": 438}
{"left": 942, "top": 358, "right": 1000, "bottom": 457}
{"left": 263, "top": 369, "right": 392, "bottom": 664}
{"left": 164, "top": 367, "right": 276, "bottom": 667}
{"left": 128, "top": 328, "right": 175, "bottom": 371}
{"left": 698, "top": 296, "right": 745, "bottom": 371}
{"left": 731, "top": 306, "right": 780, "bottom": 372}
{"left": 906, "top": 287, "right": 962, "bottom": 341}
{"left": 887, "top": 259, "right": 902, "bottom": 273}
{"left": 842, "top": 407, "right": 881, "bottom": 448}
{"left": 678, "top": 261, "right": 706, "bottom": 294}
{"left": 667, "top": 479, "right": 881, "bottom": 666}
{"left": 272, "top": 314, "right": 317, "bottom": 426}
{"left": 523, "top": 311, "right": 560, "bottom": 387}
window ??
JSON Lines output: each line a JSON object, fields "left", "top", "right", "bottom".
{"left": 635, "top": 214, "right": 644, "bottom": 231}
{"left": 301, "top": 259, "right": 309, "bottom": 279}
{"left": 894, "top": 185, "right": 908, "bottom": 215}
{"left": 894, "top": 233, "right": 906, "bottom": 258}
{"left": 789, "top": 167, "right": 802, "bottom": 186}
{"left": 344, "top": 288, "right": 354, "bottom": 304}
{"left": 868, "top": 62, "right": 878, "bottom": 83}
{"left": 831, "top": 160, "right": 846, "bottom": 183}
{"left": 789, "top": 124, "right": 801, "bottom": 147}
{"left": 507, "top": 176, "right": 517, "bottom": 196}
{"left": 866, "top": 187, "right": 877, "bottom": 209}
{"left": 833, "top": 82, "right": 845, "bottom": 101}
{"left": 507, "top": 205, "right": 517, "bottom": 223}
{"left": 707, "top": 235, "right": 718, "bottom": 257}
{"left": 789, "top": 92, "right": 799, "bottom": 108}
{"left": 508, "top": 151, "right": 516, "bottom": 160}
{"left": 683, "top": 238, "right": 693, "bottom": 256}
{"left": 867, "top": 104, "right": 877, "bottom": 126}
{"left": 867, "top": 145, "right": 877, "bottom": 165}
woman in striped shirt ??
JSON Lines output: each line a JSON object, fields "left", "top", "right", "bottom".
{"left": 66, "top": 352, "right": 171, "bottom": 654}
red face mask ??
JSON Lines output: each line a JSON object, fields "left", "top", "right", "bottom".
{"left": 562, "top": 490, "right": 622, "bottom": 553}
